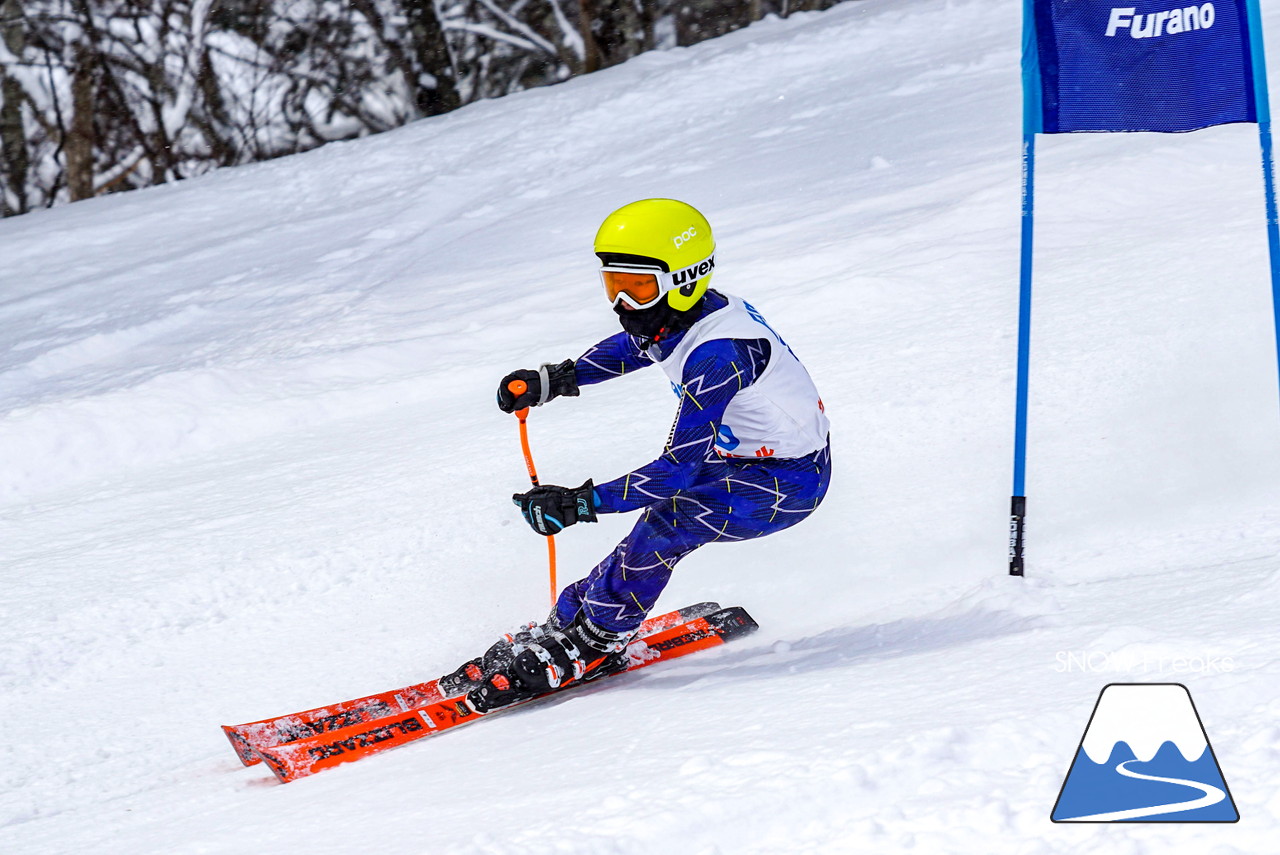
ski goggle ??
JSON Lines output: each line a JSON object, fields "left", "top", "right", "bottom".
{"left": 600, "top": 253, "right": 716, "bottom": 309}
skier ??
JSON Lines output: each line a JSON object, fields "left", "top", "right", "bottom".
{"left": 443, "top": 198, "right": 832, "bottom": 712}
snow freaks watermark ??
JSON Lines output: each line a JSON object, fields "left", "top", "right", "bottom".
{"left": 1054, "top": 650, "right": 1237, "bottom": 675}
{"left": 1051, "top": 684, "right": 1239, "bottom": 822}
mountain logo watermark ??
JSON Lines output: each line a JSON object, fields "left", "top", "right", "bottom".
{"left": 1051, "top": 683, "right": 1239, "bottom": 822}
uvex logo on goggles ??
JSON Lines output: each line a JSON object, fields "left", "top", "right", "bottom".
{"left": 670, "top": 255, "right": 715, "bottom": 287}
{"left": 601, "top": 253, "right": 715, "bottom": 309}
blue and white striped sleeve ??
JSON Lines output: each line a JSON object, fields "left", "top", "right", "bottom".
{"left": 574, "top": 332, "right": 654, "bottom": 387}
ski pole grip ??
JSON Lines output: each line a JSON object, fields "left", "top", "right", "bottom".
{"left": 507, "top": 379, "right": 530, "bottom": 419}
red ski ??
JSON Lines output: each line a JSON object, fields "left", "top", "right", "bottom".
{"left": 255, "top": 606, "right": 757, "bottom": 783}
{"left": 223, "top": 601, "right": 721, "bottom": 766}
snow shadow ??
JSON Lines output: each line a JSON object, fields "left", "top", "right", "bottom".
{"left": 627, "top": 602, "right": 1051, "bottom": 691}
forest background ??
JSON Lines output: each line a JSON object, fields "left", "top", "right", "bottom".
{"left": 0, "top": 0, "right": 846, "bottom": 217}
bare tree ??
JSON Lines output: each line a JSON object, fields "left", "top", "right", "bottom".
{"left": 0, "top": 0, "right": 30, "bottom": 214}
{"left": 0, "top": 0, "right": 855, "bottom": 217}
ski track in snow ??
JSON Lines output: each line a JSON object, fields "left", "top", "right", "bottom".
{"left": 3, "top": 0, "right": 1280, "bottom": 852}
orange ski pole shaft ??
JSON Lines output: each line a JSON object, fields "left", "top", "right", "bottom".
{"left": 508, "top": 380, "right": 557, "bottom": 607}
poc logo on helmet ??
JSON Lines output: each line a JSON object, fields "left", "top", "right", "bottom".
{"left": 673, "top": 226, "right": 698, "bottom": 248}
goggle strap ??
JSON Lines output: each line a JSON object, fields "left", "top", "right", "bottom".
{"left": 667, "top": 253, "right": 715, "bottom": 290}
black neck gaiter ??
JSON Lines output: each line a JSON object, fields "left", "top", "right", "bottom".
{"left": 614, "top": 298, "right": 702, "bottom": 347}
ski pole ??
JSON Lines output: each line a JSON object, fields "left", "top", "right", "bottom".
{"left": 507, "top": 379, "right": 557, "bottom": 608}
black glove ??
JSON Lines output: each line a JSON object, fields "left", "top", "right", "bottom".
{"left": 496, "top": 360, "right": 580, "bottom": 413}
{"left": 513, "top": 480, "right": 597, "bottom": 535}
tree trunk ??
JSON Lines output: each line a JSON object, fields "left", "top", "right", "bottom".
{"left": 404, "top": 0, "right": 461, "bottom": 115}
{"left": 144, "top": 2, "right": 174, "bottom": 183}
{"left": 585, "top": 0, "right": 647, "bottom": 68}
{"left": 577, "top": 0, "right": 601, "bottom": 73}
{"left": 0, "top": 0, "right": 29, "bottom": 215}
{"left": 66, "top": 43, "right": 95, "bottom": 202}
{"left": 195, "top": 47, "right": 237, "bottom": 166}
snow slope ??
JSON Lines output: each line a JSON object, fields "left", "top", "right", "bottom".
{"left": 4, "top": 0, "right": 1280, "bottom": 852}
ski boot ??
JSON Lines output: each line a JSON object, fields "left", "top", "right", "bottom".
{"left": 466, "top": 615, "right": 636, "bottom": 713}
{"left": 437, "top": 618, "right": 559, "bottom": 697}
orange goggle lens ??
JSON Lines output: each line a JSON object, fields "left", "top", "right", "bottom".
{"left": 601, "top": 269, "right": 662, "bottom": 308}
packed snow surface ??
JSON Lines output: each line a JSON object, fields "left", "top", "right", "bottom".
{"left": 4, "top": 0, "right": 1280, "bottom": 852}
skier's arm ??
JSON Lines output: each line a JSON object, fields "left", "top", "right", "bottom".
{"left": 498, "top": 333, "right": 652, "bottom": 412}
{"left": 573, "top": 332, "right": 655, "bottom": 386}
{"left": 592, "top": 338, "right": 770, "bottom": 514}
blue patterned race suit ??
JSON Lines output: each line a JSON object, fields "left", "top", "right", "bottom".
{"left": 554, "top": 291, "right": 832, "bottom": 633}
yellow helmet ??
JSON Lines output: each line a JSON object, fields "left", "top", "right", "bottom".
{"left": 594, "top": 199, "right": 715, "bottom": 312}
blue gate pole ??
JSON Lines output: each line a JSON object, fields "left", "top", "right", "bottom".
{"left": 1247, "top": 0, "right": 1280, "bottom": 417}
{"left": 1012, "top": 0, "right": 1042, "bottom": 576}
{"left": 1259, "top": 123, "right": 1280, "bottom": 411}
{"left": 1010, "top": 132, "right": 1035, "bottom": 576}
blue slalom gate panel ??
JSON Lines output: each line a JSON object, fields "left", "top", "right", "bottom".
{"left": 1027, "top": 0, "right": 1257, "bottom": 133}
